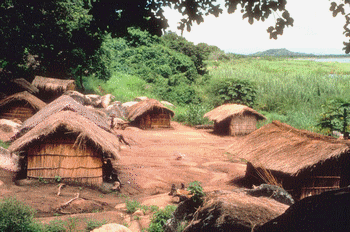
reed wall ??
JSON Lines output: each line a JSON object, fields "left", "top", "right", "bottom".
{"left": 136, "top": 112, "right": 171, "bottom": 129}
{"left": 27, "top": 139, "right": 103, "bottom": 186}
{"left": 0, "top": 101, "right": 36, "bottom": 122}
{"left": 230, "top": 115, "right": 258, "bottom": 136}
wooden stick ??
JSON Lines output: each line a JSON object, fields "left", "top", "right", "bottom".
{"left": 57, "top": 183, "right": 66, "bottom": 196}
{"left": 59, "top": 193, "right": 79, "bottom": 209}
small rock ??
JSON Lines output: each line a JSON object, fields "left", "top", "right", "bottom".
{"left": 132, "top": 209, "right": 144, "bottom": 217}
{"left": 92, "top": 223, "right": 132, "bottom": 232}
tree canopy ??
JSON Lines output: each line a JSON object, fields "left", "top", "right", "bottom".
{"left": 1, "top": 0, "right": 350, "bottom": 82}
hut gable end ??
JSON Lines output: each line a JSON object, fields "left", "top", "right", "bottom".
{"left": 8, "top": 111, "right": 120, "bottom": 186}
{"left": 0, "top": 91, "right": 46, "bottom": 122}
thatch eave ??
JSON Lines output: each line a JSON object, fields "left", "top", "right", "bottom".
{"left": 204, "top": 104, "right": 266, "bottom": 123}
{"left": 228, "top": 121, "right": 350, "bottom": 176}
{"left": 32, "top": 76, "right": 75, "bottom": 93}
{"left": 0, "top": 91, "right": 46, "bottom": 111}
{"left": 127, "top": 99, "right": 175, "bottom": 122}
{"left": 14, "top": 95, "right": 110, "bottom": 140}
{"left": 8, "top": 111, "right": 120, "bottom": 160}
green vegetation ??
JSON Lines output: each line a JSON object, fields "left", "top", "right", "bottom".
{"left": 0, "top": 197, "right": 38, "bottom": 232}
{"left": 125, "top": 199, "right": 142, "bottom": 214}
{"left": 187, "top": 181, "right": 205, "bottom": 204}
{"left": 0, "top": 140, "right": 10, "bottom": 149}
{"left": 85, "top": 219, "right": 108, "bottom": 231}
{"left": 147, "top": 205, "right": 177, "bottom": 232}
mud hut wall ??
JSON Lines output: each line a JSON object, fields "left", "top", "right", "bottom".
{"left": 27, "top": 139, "right": 103, "bottom": 186}
{"left": 214, "top": 118, "right": 230, "bottom": 135}
{"left": 230, "top": 115, "right": 258, "bottom": 136}
{"left": 0, "top": 101, "right": 36, "bottom": 122}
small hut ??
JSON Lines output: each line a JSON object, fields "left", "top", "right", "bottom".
{"left": 0, "top": 91, "right": 46, "bottom": 122}
{"left": 127, "top": 99, "right": 174, "bottom": 129}
{"left": 204, "top": 104, "right": 266, "bottom": 136}
{"left": 32, "top": 76, "right": 76, "bottom": 102}
{"left": 8, "top": 111, "right": 120, "bottom": 186}
{"left": 13, "top": 95, "right": 110, "bottom": 140}
{"left": 229, "top": 121, "right": 350, "bottom": 200}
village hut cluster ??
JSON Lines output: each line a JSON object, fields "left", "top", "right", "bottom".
{"left": 1, "top": 74, "right": 350, "bottom": 204}
{"left": 0, "top": 76, "right": 176, "bottom": 188}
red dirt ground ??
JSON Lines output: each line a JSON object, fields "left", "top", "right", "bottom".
{"left": 0, "top": 122, "right": 247, "bottom": 231}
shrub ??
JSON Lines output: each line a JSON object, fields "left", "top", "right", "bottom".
{"left": 187, "top": 181, "right": 205, "bottom": 204}
{"left": 174, "top": 104, "right": 211, "bottom": 126}
{"left": 125, "top": 199, "right": 141, "bottom": 214}
{"left": 43, "top": 219, "right": 67, "bottom": 232}
{"left": 0, "top": 197, "right": 37, "bottom": 232}
{"left": 0, "top": 140, "right": 10, "bottom": 149}
{"left": 85, "top": 219, "right": 107, "bottom": 231}
{"left": 147, "top": 205, "right": 177, "bottom": 232}
{"left": 207, "top": 77, "right": 257, "bottom": 107}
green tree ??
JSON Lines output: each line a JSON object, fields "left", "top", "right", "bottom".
{"left": 207, "top": 77, "right": 257, "bottom": 107}
{"left": 317, "top": 98, "right": 350, "bottom": 136}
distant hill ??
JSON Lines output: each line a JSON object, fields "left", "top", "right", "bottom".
{"left": 251, "top": 48, "right": 315, "bottom": 57}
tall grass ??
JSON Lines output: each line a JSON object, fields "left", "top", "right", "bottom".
{"left": 209, "top": 57, "right": 350, "bottom": 131}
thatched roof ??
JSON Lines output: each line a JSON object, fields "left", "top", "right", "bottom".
{"left": 32, "top": 76, "right": 75, "bottom": 93}
{"left": 14, "top": 95, "right": 110, "bottom": 139}
{"left": 8, "top": 111, "right": 120, "bottom": 160}
{"left": 127, "top": 99, "right": 175, "bottom": 121}
{"left": 0, "top": 91, "right": 46, "bottom": 111}
{"left": 204, "top": 104, "right": 266, "bottom": 123}
{"left": 228, "top": 121, "right": 350, "bottom": 176}
{"left": 12, "top": 78, "right": 39, "bottom": 95}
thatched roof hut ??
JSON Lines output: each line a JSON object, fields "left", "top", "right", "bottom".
{"left": 0, "top": 91, "right": 46, "bottom": 122}
{"left": 204, "top": 104, "right": 266, "bottom": 136}
{"left": 13, "top": 95, "right": 110, "bottom": 140}
{"left": 229, "top": 121, "right": 350, "bottom": 199}
{"left": 8, "top": 111, "right": 120, "bottom": 186}
{"left": 127, "top": 99, "right": 174, "bottom": 129}
{"left": 32, "top": 76, "right": 76, "bottom": 102}
{"left": 11, "top": 78, "right": 39, "bottom": 95}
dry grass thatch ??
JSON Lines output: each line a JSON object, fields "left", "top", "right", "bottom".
{"left": 185, "top": 191, "right": 288, "bottom": 231}
{"left": 228, "top": 121, "right": 350, "bottom": 176}
{"left": 12, "top": 78, "right": 39, "bottom": 95}
{"left": 204, "top": 104, "right": 266, "bottom": 123}
{"left": 14, "top": 95, "right": 110, "bottom": 139}
{"left": 0, "top": 91, "right": 46, "bottom": 111}
{"left": 8, "top": 110, "right": 120, "bottom": 160}
{"left": 32, "top": 76, "right": 75, "bottom": 93}
{"left": 127, "top": 99, "right": 175, "bottom": 121}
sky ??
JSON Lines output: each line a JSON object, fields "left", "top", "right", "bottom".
{"left": 163, "top": 0, "right": 349, "bottom": 55}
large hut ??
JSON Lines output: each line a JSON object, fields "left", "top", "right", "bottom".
{"left": 32, "top": 76, "right": 76, "bottom": 102}
{"left": 0, "top": 91, "right": 46, "bottom": 123}
{"left": 8, "top": 111, "right": 120, "bottom": 186}
{"left": 13, "top": 95, "right": 110, "bottom": 140}
{"left": 127, "top": 99, "right": 174, "bottom": 129}
{"left": 229, "top": 121, "right": 350, "bottom": 200}
{"left": 204, "top": 104, "right": 266, "bottom": 136}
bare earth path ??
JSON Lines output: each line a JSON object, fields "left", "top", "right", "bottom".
{"left": 0, "top": 122, "right": 247, "bottom": 230}
{"left": 118, "top": 122, "right": 246, "bottom": 196}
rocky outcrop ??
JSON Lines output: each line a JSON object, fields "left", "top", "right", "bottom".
{"left": 92, "top": 223, "right": 132, "bottom": 232}
{"left": 255, "top": 187, "right": 350, "bottom": 232}
{"left": 165, "top": 190, "right": 288, "bottom": 232}
{"left": 246, "top": 184, "right": 295, "bottom": 205}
